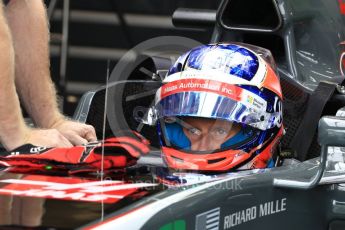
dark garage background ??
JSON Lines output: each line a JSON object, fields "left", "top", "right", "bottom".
{"left": 45, "top": 0, "right": 220, "bottom": 116}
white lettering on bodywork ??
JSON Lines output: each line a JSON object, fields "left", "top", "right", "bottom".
{"left": 224, "top": 198, "right": 287, "bottom": 229}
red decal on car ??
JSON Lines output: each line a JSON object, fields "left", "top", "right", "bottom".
{"left": 0, "top": 175, "right": 157, "bottom": 203}
{"left": 339, "top": 0, "right": 345, "bottom": 15}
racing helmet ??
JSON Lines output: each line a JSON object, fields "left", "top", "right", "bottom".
{"left": 153, "top": 43, "right": 284, "bottom": 172}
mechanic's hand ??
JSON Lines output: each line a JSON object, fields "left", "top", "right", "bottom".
{"left": 50, "top": 118, "right": 97, "bottom": 146}
{"left": 25, "top": 128, "right": 73, "bottom": 148}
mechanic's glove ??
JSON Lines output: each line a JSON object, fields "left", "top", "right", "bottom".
{"left": 0, "top": 132, "right": 150, "bottom": 174}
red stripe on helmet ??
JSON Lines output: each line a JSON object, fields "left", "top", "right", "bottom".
{"left": 160, "top": 79, "right": 243, "bottom": 101}
{"left": 260, "top": 64, "right": 283, "bottom": 99}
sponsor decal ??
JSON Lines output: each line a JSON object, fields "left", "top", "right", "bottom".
{"left": 159, "top": 220, "right": 186, "bottom": 230}
{"left": 246, "top": 95, "right": 254, "bottom": 104}
{"left": 241, "top": 90, "right": 267, "bottom": 111}
{"left": 0, "top": 175, "right": 157, "bottom": 203}
{"left": 161, "top": 79, "right": 242, "bottom": 101}
{"left": 223, "top": 198, "right": 287, "bottom": 229}
{"left": 195, "top": 207, "right": 220, "bottom": 230}
{"left": 252, "top": 98, "right": 264, "bottom": 108}
{"left": 245, "top": 95, "right": 265, "bottom": 110}
{"left": 30, "top": 146, "right": 47, "bottom": 153}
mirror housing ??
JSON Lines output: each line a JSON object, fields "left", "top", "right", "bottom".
{"left": 273, "top": 116, "right": 345, "bottom": 189}
{"left": 318, "top": 116, "right": 345, "bottom": 146}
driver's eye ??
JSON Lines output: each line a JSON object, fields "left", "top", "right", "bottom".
{"left": 164, "top": 117, "right": 176, "bottom": 123}
{"left": 212, "top": 128, "right": 228, "bottom": 138}
{"left": 188, "top": 128, "right": 201, "bottom": 136}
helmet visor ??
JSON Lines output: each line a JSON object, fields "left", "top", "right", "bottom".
{"left": 159, "top": 116, "right": 258, "bottom": 153}
{"left": 156, "top": 90, "right": 279, "bottom": 131}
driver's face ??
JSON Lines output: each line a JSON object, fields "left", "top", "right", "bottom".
{"left": 182, "top": 117, "right": 240, "bottom": 151}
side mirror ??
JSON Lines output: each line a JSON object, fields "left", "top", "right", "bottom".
{"left": 273, "top": 116, "right": 345, "bottom": 189}
{"left": 318, "top": 116, "right": 345, "bottom": 146}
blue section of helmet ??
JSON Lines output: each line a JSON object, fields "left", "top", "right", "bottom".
{"left": 258, "top": 130, "right": 267, "bottom": 144}
{"left": 220, "top": 129, "right": 251, "bottom": 148}
{"left": 266, "top": 158, "right": 274, "bottom": 168}
{"left": 168, "top": 51, "right": 190, "bottom": 75}
{"left": 154, "top": 167, "right": 188, "bottom": 184}
{"left": 165, "top": 122, "right": 191, "bottom": 150}
{"left": 185, "top": 45, "right": 214, "bottom": 69}
{"left": 234, "top": 104, "right": 247, "bottom": 121}
{"left": 240, "top": 85, "right": 281, "bottom": 113}
{"left": 184, "top": 44, "right": 259, "bottom": 81}
{"left": 156, "top": 120, "right": 165, "bottom": 147}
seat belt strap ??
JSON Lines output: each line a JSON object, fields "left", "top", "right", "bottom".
{"left": 289, "top": 81, "right": 337, "bottom": 161}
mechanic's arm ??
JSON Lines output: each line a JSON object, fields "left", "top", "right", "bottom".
{"left": 0, "top": 1, "right": 72, "bottom": 150}
{"left": 5, "top": 0, "right": 96, "bottom": 145}
{"left": 0, "top": 3, "right": 28, "bottom": 150}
